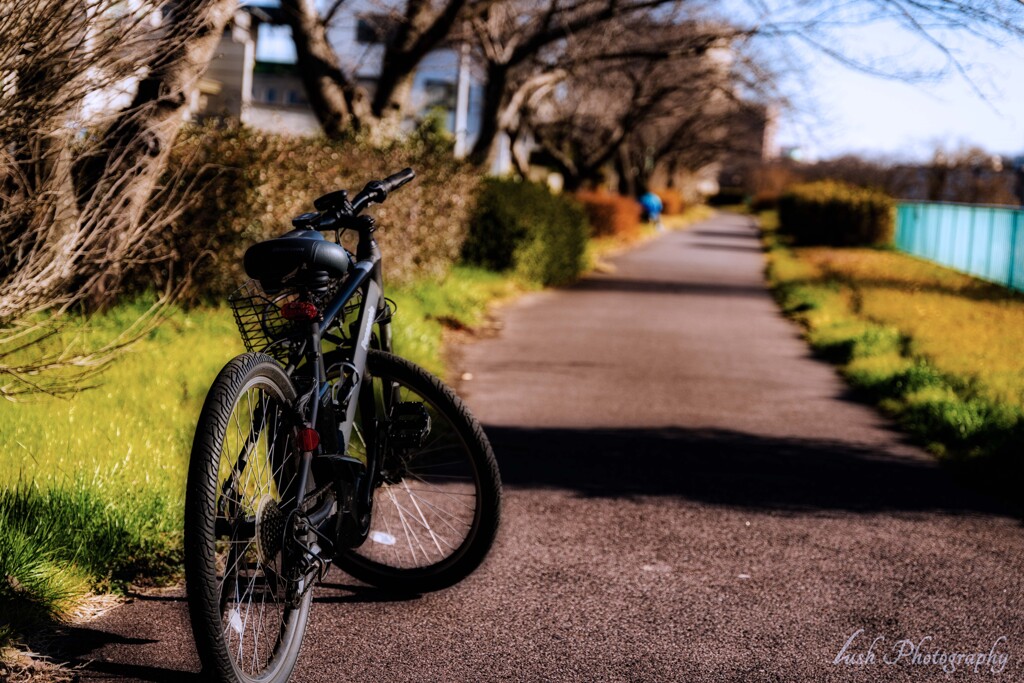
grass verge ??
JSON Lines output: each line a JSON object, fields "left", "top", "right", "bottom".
{"left": 0, "top": 265, "right": 523, "bottom": 646}
{"left": 761, "top": 210, "right": 1024, "bottom": 500}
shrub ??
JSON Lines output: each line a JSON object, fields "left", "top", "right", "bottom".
{"left": 134, "top": 123, "right": 479, "bottom": 301}
{"left": 749, "top": 191, "right": 778, "bottom": 213}
{"left": 654, "top": 189, "right": 685, "bottom": 215}
{"left": 777, "top": 181, "right": 895, "bottom": 247}
{"left": 708, "top": 188, "right": 747, "bottom": 206}
{"left": 462, "top": 178, "right": 588, "bottom": 286}
{"left": 574, "top": 190, "right": 642, "bottom": 238}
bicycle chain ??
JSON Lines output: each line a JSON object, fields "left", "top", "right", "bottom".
{"left": 299, "top": 482, "right": 335, "bottom": 515}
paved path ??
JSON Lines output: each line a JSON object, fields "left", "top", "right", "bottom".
{"left": 53, "top": 214, "right": 1021, "bottom": 681}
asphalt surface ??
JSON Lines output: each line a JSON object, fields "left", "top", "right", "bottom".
{"left": 47, "top": 214, "right": 1022, "bottom": 682}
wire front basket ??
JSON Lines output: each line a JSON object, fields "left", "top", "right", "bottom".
{"left": 228, "top": 280, "right": 303, "bottom": 362}
{"left": 228, "top": 278, "right": 396, "bottom": 362}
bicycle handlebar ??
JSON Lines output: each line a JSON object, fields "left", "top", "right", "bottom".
{"left": 381, "top": 167, "right": 416, "bottom": 194}
{"left": 350, "top": 167, "right": 416, "bottom": 214}
{"left": 300, "top": 168, "right": 417, "bottom": 235}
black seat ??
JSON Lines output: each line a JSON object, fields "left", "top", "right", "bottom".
{"left": 244, "top": 229, "right": 351, "bottom": 293}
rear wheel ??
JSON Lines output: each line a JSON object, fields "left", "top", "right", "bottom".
{"left": 331, "top": 350, "right": 501, "bottom": 593}
{"left": 185, "top": 353, "right": 312, "bottom": 683}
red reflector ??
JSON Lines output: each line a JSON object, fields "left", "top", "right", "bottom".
{"left": 281, "top": 301, "right": 319, "bottom": 321}
{"left": 297, "top": 428, "right": 320, "bottom": 452}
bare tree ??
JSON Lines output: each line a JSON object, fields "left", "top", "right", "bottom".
{"left": 0, "top": 0, "right": 236, "bottom": 397}
{"left": 278, "top": 0, "right": 1023, "bottom": 167}
{"left": 517, "top": 14, "right": 766, "bottom": 192}
{"left": 744, "top": 0, "right": 1024, "bottom": 86}
{"left": 281, "top": 0, "right": 486, "bottom": 138}
{"left": 470, "top": 0, "right": 1024, "bottom": 168}
{"left": 467, "top": 0, "right": 693, "bottom": 166}
{"left": 282, "top": 0, "right": 685, "bottom": 156}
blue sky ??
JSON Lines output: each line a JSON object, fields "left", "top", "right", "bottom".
{"left": 719, "top": 1, "right": 1024, "bottom": 162}
{"left": 774, "top": 35, "right": 1024, "bottom": 161}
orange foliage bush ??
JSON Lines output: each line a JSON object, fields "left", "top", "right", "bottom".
{"left": 574, "top": 190, "right": 642, "bottom": 238}
{"left": 654, "top": 189, "right": 685, "bottom": 215}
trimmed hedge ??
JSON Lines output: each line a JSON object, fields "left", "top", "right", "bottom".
{"left": 778, "top": 181, "right": 895, "bottom": 247}
{"left": 462, "top": 178, "right": 588, "bottom": 286}
{"left": 134, "top": 123, "right": 479, "bottom": 300}
{"left": 574, "top": 190, "right": 642, "bottom": 238}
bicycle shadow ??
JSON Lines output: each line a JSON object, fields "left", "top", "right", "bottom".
{"left": 22, "top": 624, "right": 200, "bottom": 683}
{"left": 69, "top": 659, "right": 202, "bottom": 683}
{"left": 27, "top": 580, "right": 420, "bottom": 682}
{"left": 314, "top": 579, "right": 422, "bottom": 604}
{"left": 486, "top": 425, "right": 1019, "bottom": 518}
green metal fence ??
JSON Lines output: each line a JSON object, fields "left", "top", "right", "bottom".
{"left": 895, "top": 202, "right": 1024, "bottom": 292}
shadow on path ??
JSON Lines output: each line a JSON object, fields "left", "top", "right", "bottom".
{"left": 573, "top": 277, "right": 770, "bottom": 298}
{"left": 488, "top": 425, "right": 1017, "bottom": 518}
{"left": 31, "top": 587, "right": 422, "bottom": 681}
{"left": 25, "top": 625, "right": 199, "bottom": 683}
{"left": 689, "top": 241, "right": 765, "bottom": 254}
{"left": 68, "top": 660, "right": 202, "bottom": 683}
{"left": 691, "top": 228, "right": 758, "bottom": 240}
{"left": 313, "top": 582, "right": 421, "bottom": 604}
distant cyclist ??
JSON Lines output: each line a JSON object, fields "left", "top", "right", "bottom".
{"left": 639, "top": 190, "right": 665, "bottom": 232}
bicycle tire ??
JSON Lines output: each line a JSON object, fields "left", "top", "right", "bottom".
{"left": 331, "top": 350, "right": 501, "bottom": 593}
{"left": 185, "top": 353, "right": 313, "bottom": 683}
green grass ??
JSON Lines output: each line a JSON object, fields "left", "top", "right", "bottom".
{"left": 761, "top": 210, "right": 1024, "bottom": 497}
{"left": 0, "top": 266, "right": 521, "bottom": 642}
{"left": 0, "top": 299, "right": 241, "bottom": 642}
{"left": 389, "top": 265, "right": 529, "bottom": 378}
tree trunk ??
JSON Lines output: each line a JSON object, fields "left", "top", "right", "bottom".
{"left": 616, "top": 143, "right": 637, "bottom": 197}
{"left": 468, "top": 62, "right": 509, "bottom": 167}
{"left": 76, "top": 0, "right": 238, "bottom": 215}
{"left": 281, "top": 0, "right": 371, "bottom": 137}
{"left": 72, "top": 0, "right": 238, "bottom": 303}
{"left": 508, "top": 126, "right": 532, "bottom": 179}
{"left": 371, "top": 69, "right": 416, "bottom": 141}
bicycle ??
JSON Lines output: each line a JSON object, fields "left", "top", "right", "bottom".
{"left": 183, "top": 169, "right": 502, "bottom": 683}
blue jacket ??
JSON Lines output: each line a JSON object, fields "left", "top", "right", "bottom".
{"left": 640, "top": 192, "right": 663, "bottom": 217}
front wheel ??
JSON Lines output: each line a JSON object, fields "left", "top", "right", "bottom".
{"left": 332, "top": 350, "right": 501, "bottom": 593}
{"left": 185, "top": 353, "right": 312, "bottom": 683}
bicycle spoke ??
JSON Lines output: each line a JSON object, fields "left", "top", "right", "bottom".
{"left": 400, "top": 490, "right": 473, "bottom": 534}
{"left": 389, "top": 486, "right": 431, "bottom": 564}
{"left": 403, "top": 474, "right": 479, "bottom": 506}
{"left": 402, "top": 480, "right": 446, "bottom": 556}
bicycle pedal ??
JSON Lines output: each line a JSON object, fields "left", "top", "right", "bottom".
{"left": 389, "top": 402, "right": 431, "bottom": 448}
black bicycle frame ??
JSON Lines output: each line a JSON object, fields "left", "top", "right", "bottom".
{"left": 286, "top": 230, "right": 391, "bottom": 526}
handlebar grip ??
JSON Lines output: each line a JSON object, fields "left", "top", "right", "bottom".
{"left": 351, "top": 168, "right": 417, "bottom": 213}
{"left": 380, "top": 168, "right": 416, "bottom": 194}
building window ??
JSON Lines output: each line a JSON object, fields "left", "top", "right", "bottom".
{"left": 356, "top": 13, "right": 397, "bottom": 44}
{"left": 422, "top": 79, "right": 456, "bottom": 111}
{"left": 286, "top": 89, "right": 305, "bottom": 105}
{"left": 265, "top": 88, "right": 277, "bottom": 103}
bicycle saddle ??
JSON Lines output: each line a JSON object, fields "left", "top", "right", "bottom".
{"left": 244, "top": 229, "right": 352, "bottom": 293}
